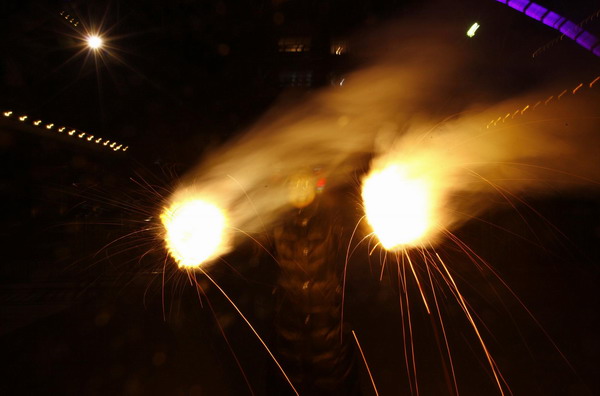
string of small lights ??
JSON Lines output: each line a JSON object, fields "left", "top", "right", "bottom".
{"left": 59, "top": 10, "right": 80, "bottom": 28}
{"left": 2, "top": 110, "right": 129, "bottom": 153}
{"left": 533, "top": 8, "right": 600, "bottom": 58}
{"left": 485, "top": 75, "right": 599, "bottom": 129}
{"left": 59, "top": 10, "right": 105, "bottom": 51}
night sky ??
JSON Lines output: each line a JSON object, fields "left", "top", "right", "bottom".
{"left": 1, "top": 1, "right": 599, "bottom": 395}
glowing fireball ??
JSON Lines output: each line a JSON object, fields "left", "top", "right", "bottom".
{"left": 362, "top": 164, "right": 432, "bottom": 250}
{"left": 161, "top": 198, "right": 229, "bottom": 268}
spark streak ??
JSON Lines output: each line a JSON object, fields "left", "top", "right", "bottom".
{"left": 352, "top": 330, "right": 380, "bottom": 396}
{"left": 195, "top": 269, "right": 299, "bottom": 395}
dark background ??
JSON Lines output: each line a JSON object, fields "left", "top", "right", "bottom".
{"left": 0, "top": 0, "right": 598, "bottom": 395}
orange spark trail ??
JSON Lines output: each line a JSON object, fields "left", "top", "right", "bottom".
{"left": 196, "top": 269, "right": 299, "bottom": 396}
{"left": 341, "top": 215, "right": 370, "bottom": 342}
{"left": 405, "top": 251, "right": 431, "bottom": 314}
{"left": 404, "top": 258, "right": 420, "bottom": 396}
{"left": 426, "top": 258, "right": 459, "bottom": 396}
{"left": 435, "top": 253, "right": 509, "bottom": 396}
{"left": 196, "top": 281, "right": 255, "bottom": 396}
{"left": 352, "top": 330, "right": 380, "bottom": 396}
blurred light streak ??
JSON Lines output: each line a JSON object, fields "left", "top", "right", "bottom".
{"left": 467, "top": 22, "right": 480, "bottom": 37}
{"left": 486, "top": 75, "right": 599, "bottom": 128}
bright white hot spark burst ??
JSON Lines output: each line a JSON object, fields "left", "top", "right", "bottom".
{"left": 161, "top": 198, "right": 229, "bottom": 268}
{"left": 362, "top": 164, "right": 433, "bottom": 249}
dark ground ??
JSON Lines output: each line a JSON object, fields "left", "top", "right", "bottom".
{"left": 0, "top": 195, "right": 598, "bottom": 395}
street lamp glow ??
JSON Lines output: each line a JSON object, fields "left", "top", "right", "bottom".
{"left": 86, "top": 35, "right": 104, "bottom": 50}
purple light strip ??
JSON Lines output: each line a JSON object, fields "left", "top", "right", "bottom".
{"left": 495, "top": 0, "right": 600, "bottom": 56}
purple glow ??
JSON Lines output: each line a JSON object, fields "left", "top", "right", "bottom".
{"left": 495, "top": 0, "right": 600, "bottom": 57}
{"left": 576, "top": 32, "right": 598, "bottom": 50}
{"left": 542, "top": 12, "right": 564, "bottom": 28}
{"left": 559, "top": 21, "right": 583, "bottom": 40}
{"left": 524, "top": 3, "right": 547, "bottom": 20}
{"left": 507, "top": 0, "right": 530, "bottom": 13}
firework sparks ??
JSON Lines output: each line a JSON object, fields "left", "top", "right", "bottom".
{"left": 362, "top": 164, "right": 434, "bottom": 249}
{"left": 156, "top": 13, "right": 599, "bottom": 394}
{"left": 161, "top": 198, "right": 230, "bottom": 268}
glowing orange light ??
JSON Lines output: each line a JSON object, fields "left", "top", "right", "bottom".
{"left": 161, "top": 198, "right": 229, "bottom": 268}
{"left": 362, "top": 164, "right": 432, "bottom": 250}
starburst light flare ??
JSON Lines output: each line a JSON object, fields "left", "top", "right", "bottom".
{"left": 161, "top": 198, "right": 229, "bottom": 268}
{"left": 86, "top": 34, "right": 104, "bottom": 50}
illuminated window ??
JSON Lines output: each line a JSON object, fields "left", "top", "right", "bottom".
{"left": 279, "top": 71, "right": 313, "bottom": 88}
{"left": 330, "top": 39, "right": 348, "bottom": 55}
{"left": 278, "top": 37, "right": 311, "bottom": 52}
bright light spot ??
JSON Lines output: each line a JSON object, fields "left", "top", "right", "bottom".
{"left": 362, "top": 165, "right": 432, "bottom": 250}
{"left": 467, "top": 22, "right": 480, "bottom": 38}
{"left": 86, "top": 35, "right": 104, "bottom": 50}
{"left": 161, "top": 199, "right": 229, "bottom": 268}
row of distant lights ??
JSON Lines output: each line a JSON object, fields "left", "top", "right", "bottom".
{"left": 59, "top": 10, "right": 80, "bottom": 27}
{"left": 486, "top": 75, "right": 599, "bottom": 128}
{"left": 2, "top": 110, "right": 129, "bottom": 152}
